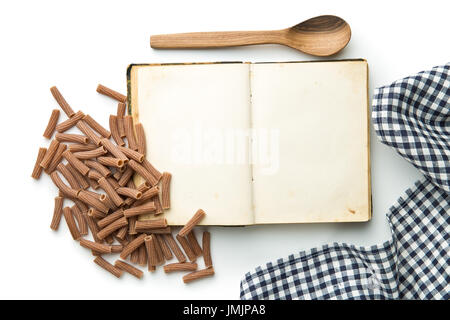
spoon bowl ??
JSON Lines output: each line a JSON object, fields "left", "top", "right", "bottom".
{"left": 150, "top": 15, "right": 351, "bottom": 57}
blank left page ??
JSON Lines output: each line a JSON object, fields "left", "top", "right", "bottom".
{"left": 130, "top": 63, "right": 254, "bottom": 226}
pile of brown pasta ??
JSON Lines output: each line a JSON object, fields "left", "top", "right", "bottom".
{"left": 31, "top": 85, "right": 214, "bottom": 282}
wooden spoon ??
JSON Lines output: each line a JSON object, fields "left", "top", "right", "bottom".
{"left": 150, "top": 15, "right": 351, "bottom": 56}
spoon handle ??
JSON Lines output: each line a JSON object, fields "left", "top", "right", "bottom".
{"left": 150, "top": 30, "right": 283, "bottom": 49}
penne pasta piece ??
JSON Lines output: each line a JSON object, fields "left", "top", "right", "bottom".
{"left": 134, "top": 123, "right": 146, "bottom": 155}
{"left": 97, "top": 217, "right": 128, "bottom": 240}
{"left": 138, "top": 243, "right": 147, "bottom": 267}
{"left": 88, "top": 208, "right": 106, "bottom": 219}
{"left": 50, "top": 171, "right": 79, "bottom": 199}
{"left": 76, "top": 120, "right": 101, "bottom": 146}
{"left": 142, "top": 159, "right": 162, "bottom": 183}
{"left": 98, "top": 177, "right": 123, "bottom": 207}
{"left": 135, "top": 218, "right": 167, "bottom": 231}
{"left": 100, "top": 138, "right": 128, "bottom": 162}
{"left": 124, "top": 115, "right": 138, "bottom": 151}
{"left": 111, "top": 245, "right": 123, "bottom": 253}
{"left": 65, "top": 163, "right": 89, "bottom": 189}
{"left": 77, "top": 190, "right": 109, "bottom": 214}
{"left": 62, "top": 150, "right": 90, "bottom": 176}
{"left": 114, "top": 260, "right": 143, "bottom": 279}
{"left": 153, "top": 234, "right": 165, "bottom": 264}
{"left": 107, "top": 177, "right": 120, "bottom": 190}
{"left": 183, "top": 267, "right": 215, "bottom": 284}
{"left": 56, "top": 110, "right": 85, "bottom": 133}
{"left": 128, "top": 159, "right": 157, "bottom": 186}
{"left": 178, "top": 209, "right": 206, "bottom": 237}
{"left": 141, "top": 226, "right": 172, "bottom": 234}
{"left": 71, "top": 204, "right": 88, "bottom": 236}
{"left": 109, "top": 115, "right": 125, "bottom": 146}
{"left": 153, "top": 194, "right": 164, "bottom": 215}
{"left": 50, "top": 196, "right": 64, "bottom": 230}
{"left": 43, "top": 109, "right": 60, "bottom": 139}
{"left": 45, "top": 143, "right": 67, "bottom": 174}
{"left": 68, "top": 143, "right": 97, "bottom": 153}
{"left": 40, "top": 140, "right": 60, "bottom": 169}
{"left": 186, "top": 230, "right": 203, "bottom": 257}
{"left": 85, "top": 160, "right": 111, "bottom": 177}
{"left": 156, "top": 234, "right": 173, "bottom": 261}
{"left": 128, "top": 216, "right": 137, "bottom": 235}
{"left": 116, "top": 102, "right": 126, "bottom": 138}
{"left": 98, "top": 156, "right": 125, "bottom": 168}
{"left": 50, "top": 86, "right": 75, "bottom": 118}
{"left": 202, "top": 231, "right": 213, "bottom": 268}
{"left": 97, "top": 208, "right": 124, "bottom": 228}
{"left": 94, "top": 256, "right": 123, "bottom": 278}
{"left": 57, "top": 163, "right": 80, "bottom": 190}
{"left": 144, "top": 235, "right": 159, "bottom": 267}
{"left": 118, "top": 146, "right": 144, "bottom": 163}
{"left": 163, "top": 234, "right": 186, "bottom": 263}
{"left": 116, "top": 187, "right": 142, "bottom": 200}
{"left": 31, "top": 147, "right": 47, "bottom": 179}
{"left": 115, "top": 226, "right": 128, "bottom": 240}
{"left": 118, "top": 167, "right": 134, "bottom": 187}
{"left": 73, "top": 146, "right": 107, "bottom": 160}
{"left": 123, "top": 202, "right": 156, "bottom": 218}
{"left": 85, "top": 211, "right": 102, "bottom": 243}
{"left": 176, "top": 234, "right": 197, "bottom": 262}
{"left": 55, "top": 133, "right": 89, "bottom": 144}
{"left": 120, "top": 234, "right": 146, "bottom": 259}
{"left": 88, "top": 169, "right": 103, "bottom": 181}
{"left": 96, "top": 84, "right": 127, "bottom": 103}
{"left": 101, "top": 194, "right": 117, "bottom": 211}
{"left": 161, "top": 172, "right": 171, "bottom": 210}
{"left": 80, "top": 238, "right": 111, "bottom": 254}
{"left": 164, "top": 262, "right": 198, "bottom": 273}
{"left": 63, "top": 207, "right": 81, "bottom": 240}
{"left": 83, "top": 114, "right": 111, "bottom": 138}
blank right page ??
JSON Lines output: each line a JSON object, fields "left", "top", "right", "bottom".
{"left": 251, "top": 60, "right": 371, "bottom": 224}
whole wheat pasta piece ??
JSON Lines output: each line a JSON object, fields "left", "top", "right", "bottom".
{"left": 94, "top": 256, "right": 123, "bottom": 278}
{"left": 176, "top": 234, "right": 197, "bottom": 262}
{"left": 65, "top": 163, "right": 89, "bottom": 189}
{"left": 63, "top": 207, "right": 81, "bottom": 240}
{"left": 57, "top": 163, "right": 80, "bottom": 190}
{"left": 107, "top": 176, "right": 121, "bottom": 190}
{"left": 111, "top": 245, "right": 123, "bottom": 253}
{"left": 164, "top": 262, "right": 198, "bottom": 273}
{"left": 183, "top": 267, "right": 215, "bottom": 284}
{"left": 101, "top": 194, "right": 118, "bottom": 211}
{"left": 43, "top": 109, "right": 60, "bottom": 139}
{"left": 113, "top": 169, "right": 123, "bottom": 181}
{"left": 134, "top": 186, "right": 159, "bottom": 204}
{"left": 144, "top": 235, "right": 159, "bottom": 267}
{"left": 186, "top": 230, "right": 203, "bottom": 257}
{"left": 134, "top": 123, "right": 146, "bottom": 155}
{"left": 85, "top": 160, "right": 111, "bottom": 177}
{"left": 143, "top": 226, "right": 172, "bottom": 234}
{"left": 80, "top": 238, "right": 111, "bottom": 254}
{"left": 116, "top": 187, "right": 142, "bottom": 200}
{"left": 130, "top": 246, "right": 140, "bottom": 264}
{"left": 77, "top": 190, "right": 109, "bottom": 214}
{"left": 50, "top": 196, "right": 64, "bottom": 230}
{"left": 97, "top": 208, "right": 124, "bottom": 228}
{"left": 153, "top": 195, "right": 164, "bottom": 215}
{"left": 100, "top": 138, "right": 128, "bottom": 162}
{"left": 137, "top": 182, "right": 151, "bottom": 193}
{"left": 76, "top": 120, "right": 101, "bottom": 146}
{"left": 123, "top": 202, "right": 156, "bottom": 218}
{"left": 88, "top": 208, "right": 106, "bottom": 219}
{"left": 109, "top": 115, "right": 125, "bottom": 147}
{"left": 68, "top": 143, "right": 97, "bottom": 153}
{"left": 50, "top": 171, "right": 79, "bottom": 199}
{"left": 71, "top": 204, "right": 88, "bottom": 236}
{"left": 40, "top": 140, "right": 60, "bottom": 169}
{"left": 62, "top": 150, "right": 90, "bottom": 176}
{"left": 118, "top": 146, "right": 144, "bottom": 163}
{"left": 118, "top": 167, "right": 133, "bottom": 187}
{"left": 126, "top": 179, "right": 136, "bottom": 189}
{"left": 83, "top": 114, "right": 111, "bottom": 138}
{"left": 128, "top": 216, "right": 137, "bottom": 235}
{"left": 85, "top": 213, "right": 102, "bottom": 243}
{"left": 105, "top": 234, "right": 115, "bottom": 244}
{"left": 50, "top": 86, "right": 75, "bottom": 118}
{"left": 73, "top": 199, "right": 88, "bottom": 214}
{"left": 202, "top": 231, "right": 213, "bottom": 268}
{"left": 89, "top": 178, "right": 100, "bottom": 190}
{"left": 114, "top": 260, "right": 143, "bottom": 279}
{"left": 85, "top": 190, "right": 103, "bottom": 200}
{"left": 31, "top": 147, "right": 47, "bottom": 179}
{"left": 55, "top": 133, "right": 89, "bottom": 144}
{"left": 88, "top": 169, "right": 103, "bottom": 181}
{"left": 73, "top": 146, "right": 107, "bottom": 160}
{"left": 123, "top": 197, "right": 135, "bottom": 207}
{"left": 163, "top": 234, "right": 186, "bottom": 263}
{"left": 178, "top": 209, "right": 206, "bottom": 237}
{"left": 161, "top": 172, "right": 171, "bottom": 210}
{"left": 156, "top": 234, "right": 173, "bottom": 260}
{"left": 120, "top": 233, "right": 147, "bottom": 259}
{"left": 98, "top": 156, "right": 125, "bottom": 168}
{"left": 45, "top": 143, "right": 67, "bottom": 174}
{"left": 56, "top": 110, "right": 85, "bottom": 133}
{"left": 138, "top": 243, "right": 147, "bottom": 267}
{"left": 128, "top": 159, "right": 157, "bottom": 186}
{"left": 116, "top": 102, "right": 126, "bottom": 137}
{"left": 153, "top": 235, "right": 165, "bottom": 264}
{"left": 98, "top": 177, "right": 123, "bottom": 206}
{"left": 124, "top": 115, "right": 138, "bottom": 151}
{"left": 114, "top": 233, "right": 129, "bottom": 246}
{"left": 116, "top": 226, "right": 128, "bottom": 240}
{"left": 142, "top": 159, "right": 162, "bottom": 182}
{"left": 97, "top": 84, "right": 127, "bottom": 103}
{"left": 135, "top": 218, "right": 167, "bottom": 231}
{"left": 97, "top": 216, "right": 128, "bottom": 240}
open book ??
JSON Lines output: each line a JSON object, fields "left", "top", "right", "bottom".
{"left": 128, "top": 60, "right": 371, "bottom": 225}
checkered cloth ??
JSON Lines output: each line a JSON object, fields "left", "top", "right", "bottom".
{"left": 240, "top": 63, "right": 449, "bottom": 300}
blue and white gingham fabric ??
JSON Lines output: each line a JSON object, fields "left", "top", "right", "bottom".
{"left": 240, "top": 64, "right": 449, "bottom": 300}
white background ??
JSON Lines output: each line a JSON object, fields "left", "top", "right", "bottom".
{"left": 0, "top": 0, "right": 448, "bottom": 299}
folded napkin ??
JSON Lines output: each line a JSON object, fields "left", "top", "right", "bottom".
{"left": 240, "top": 64, "right": 449, "bottom": 300}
